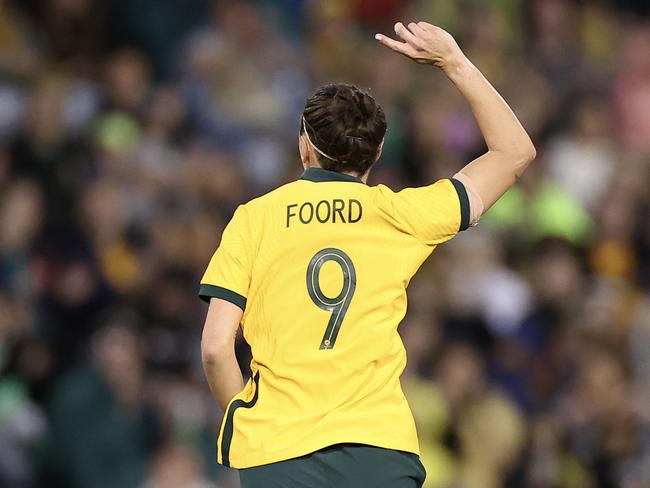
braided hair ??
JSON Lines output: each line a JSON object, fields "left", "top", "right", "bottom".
{"left": 301, "top": 83, "right": 387, "bottom": 175}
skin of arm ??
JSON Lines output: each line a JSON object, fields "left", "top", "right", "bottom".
{"left": 376, "top": 21, "right": 536, "bottom": 210}
{"left": 201, "top": 298, "right": 245, "bottom": 410}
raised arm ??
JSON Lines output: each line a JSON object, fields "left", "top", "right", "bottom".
{"left": 376, "top": 22, "right": 535, "bottom": 210}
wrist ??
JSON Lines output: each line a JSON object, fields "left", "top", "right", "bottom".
{"left": 440, "top": 53, "right": 472, "bottom": 78}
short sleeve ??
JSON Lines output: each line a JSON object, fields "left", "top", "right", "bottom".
{"left": 376, "top": 178, "right": 470, "bottom": 246}
{"left": 199, "top": 206, "right": 253, "bottom": 310}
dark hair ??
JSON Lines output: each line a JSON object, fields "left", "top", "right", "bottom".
{"left": 301, "top": 83, "right": 387, "bottom": 175}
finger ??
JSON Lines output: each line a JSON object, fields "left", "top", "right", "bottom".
{"left": 375, "top": 33, "right": 417, "bottom": 57}
{"left": 375, "top": 33, "right": 416, "bottom": 57}
{"left": 418, "top": 21, "right": 444, "bottom": 38}
{"left": 408, "top": 22, "right": 427, "bottom": 37}
{"left": 394, "top": 22, "right": 422, "bottom": 47}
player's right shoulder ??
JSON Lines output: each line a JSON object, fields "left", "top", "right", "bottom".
{"left": 367, "top": 183, "right": 399, "bottom": 214}
{"left": 369, "top": 183, "right": 397, "bottom": 198}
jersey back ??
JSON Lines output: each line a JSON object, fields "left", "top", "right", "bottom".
{"left": 200, "top": 168, "right": 469, "bottom": 468}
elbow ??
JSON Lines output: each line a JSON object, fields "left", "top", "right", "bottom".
{"left": 201, "top": 348, "right": 218, "bottom": 367}
{"left": 523, "top": 141, "right": 537, "bottom": 164}
{"left": 201, "top": 338, "right": 233, "bottom": 366}
{"left": 511, "top": 139, "right": 536, "bottom": 171}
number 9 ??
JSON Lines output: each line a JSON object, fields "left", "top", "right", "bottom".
{"left": 306, "top": 248, "right": 357, "bottom": 350}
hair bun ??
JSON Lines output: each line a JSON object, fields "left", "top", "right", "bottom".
{"left": 302, "top": 83, "right": 386, "bottom": 175}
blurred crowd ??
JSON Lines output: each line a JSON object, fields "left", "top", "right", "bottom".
{"left": 0, "top": 0, "right": 649, "bottom": 487}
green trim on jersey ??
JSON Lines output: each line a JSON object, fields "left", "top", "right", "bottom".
{"left": 450, "top": 178, "right": 470, "bottom": 231}
{"left": 221, "top": 371, "right": 260, "bottom": 467}
{"left": 300, "top": 168, "right": 365, "bottom": 184}
{"left": 199, "top": 284, "right": 247, "bottom": 310}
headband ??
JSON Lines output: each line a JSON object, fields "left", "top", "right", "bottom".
{"left": 302, "top": 117, "right": 342, "bottom": 163}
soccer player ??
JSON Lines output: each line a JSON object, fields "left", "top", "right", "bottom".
{"left": 200, "top": 22, "right": 535, "bottom": 488}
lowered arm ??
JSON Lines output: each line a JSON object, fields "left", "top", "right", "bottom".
{"left": 201, "top": 298, "right": 244, "bottom": 410}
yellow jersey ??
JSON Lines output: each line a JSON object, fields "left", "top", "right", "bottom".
{"left": 199, "top": 167, "right": 469, "bottom": 468}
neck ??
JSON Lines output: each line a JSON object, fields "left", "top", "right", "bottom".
{"left": 305, "top": 164, "right": 368, "bottom": 183}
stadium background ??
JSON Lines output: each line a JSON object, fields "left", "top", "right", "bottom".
{"left": 1, "top": 0, "right": 649, "bottom": 487}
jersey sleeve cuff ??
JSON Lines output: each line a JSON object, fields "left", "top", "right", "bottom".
{"left": 199, "top": 284, "right": 247, "bottom": 310}
{"left": 450, "top": 178, "right": 470, "bottom": 232}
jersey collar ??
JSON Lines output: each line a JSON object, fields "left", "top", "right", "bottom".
{"left": 300, "top": 168, "right": 365, "bottom": 184}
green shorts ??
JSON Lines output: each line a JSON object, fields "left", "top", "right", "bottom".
{"left": 239, "top": 443, "right": 426, "bottom": 488}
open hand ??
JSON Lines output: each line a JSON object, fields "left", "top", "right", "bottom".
{"left": 376, "top": 22, "right": 464, "bottom": 70}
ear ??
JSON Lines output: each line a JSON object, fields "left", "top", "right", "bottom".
{"left": 374, "top": 139, "right": 385, "bottom": 162}
{"left": 299, "top": 134, "right": 311, "bottom": 169}
{"left": 360, "top": 139, "right": 386, "bottom": 183}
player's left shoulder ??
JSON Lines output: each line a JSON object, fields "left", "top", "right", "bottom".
{"left": 242, "top": 180, "right": 301, "bottom": 211}
{"left": 235, "top": 180, "right": 306, "bottom": 234}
